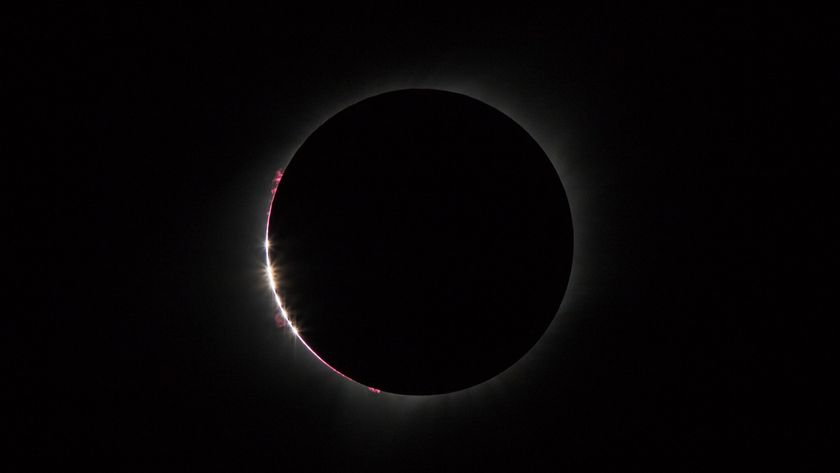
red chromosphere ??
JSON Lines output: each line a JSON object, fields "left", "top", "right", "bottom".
{"left": 266, "top": 167, "right": 380, "bottom": 394}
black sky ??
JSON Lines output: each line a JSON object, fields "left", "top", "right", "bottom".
{"left": 8, "top": 4, "right": 820, "bottom": 469}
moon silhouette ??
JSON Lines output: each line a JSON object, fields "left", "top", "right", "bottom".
{"left": 267, "top": 89, "right": 573, "bottom": 395}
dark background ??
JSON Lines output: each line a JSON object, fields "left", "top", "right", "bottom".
{"left": 8, "top": 4, "right": 822, "bottom": 469}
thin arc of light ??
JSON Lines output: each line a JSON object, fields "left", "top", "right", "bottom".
{"left": 264, "top": 169, "right": 379, "bottom": 391}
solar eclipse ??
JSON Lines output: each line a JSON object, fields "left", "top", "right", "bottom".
{"left": 265, "top": 89, "right": 573, "bottom": 395}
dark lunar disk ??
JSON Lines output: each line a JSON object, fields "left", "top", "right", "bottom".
{"left": 268, "top": 89, "right": 572, "bottom": 395}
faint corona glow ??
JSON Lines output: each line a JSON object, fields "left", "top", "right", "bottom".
{"left": 265, "top": 168, "right": 379, "bottom": 392}
{"left": 248, "top": 83, "right": 589, "bottom": 400}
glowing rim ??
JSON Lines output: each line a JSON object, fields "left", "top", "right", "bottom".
{"left": 264, "top": 169, "right": 381, "bottom": 393}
